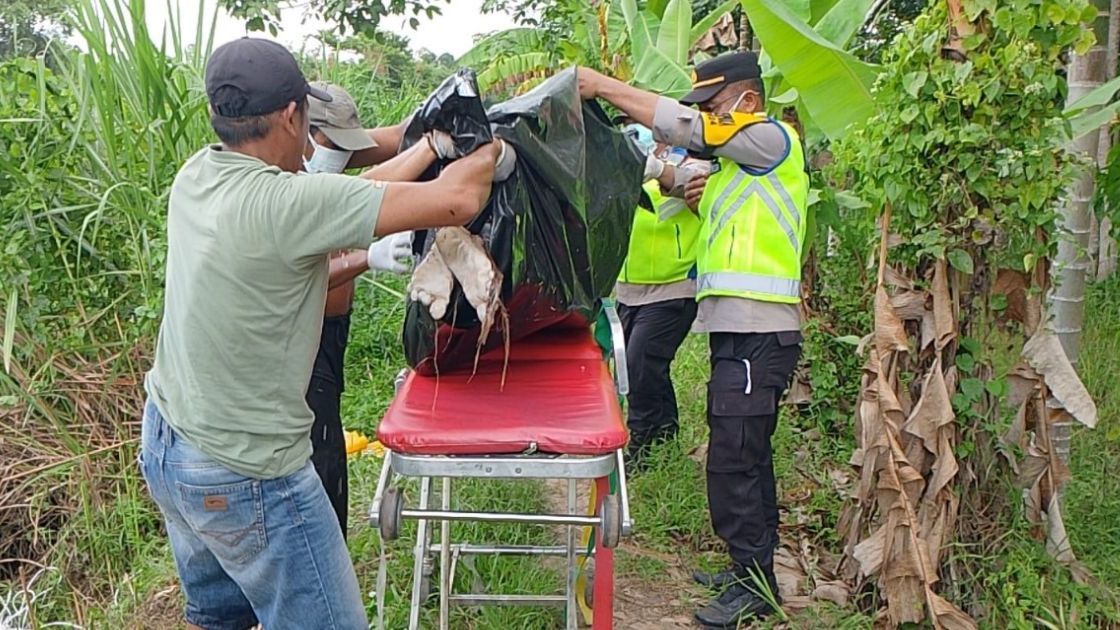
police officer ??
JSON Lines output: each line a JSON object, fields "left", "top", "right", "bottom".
{"left": 579, "top": 51, "right": 808, "bottom": 627}
{"left": 616, "top": 121, "right": 705, "bottom": 464}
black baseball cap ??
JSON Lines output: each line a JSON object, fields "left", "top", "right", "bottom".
{"left": 680, "top": 51, "right": 763, "bottom": 105}
{"left": 205, "top": 38, "right": 332, "bottom": 117}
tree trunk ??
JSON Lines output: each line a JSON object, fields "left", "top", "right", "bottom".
{"left": 738, "top": 8, "right": 754, "bottom": 51}
{"left": 1098, "top": 0, "right": 1120, "bottom": 279}
{"left": 1051, "top": 0, "right": 1109, "bottom": 365}
{"left": 1096, "top": 0, "right": 1118, "bottom": 165}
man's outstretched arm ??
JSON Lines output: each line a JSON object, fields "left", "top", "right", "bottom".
{"left": 373, "top": 141, "right": 503, "bottom": 237}
{"left": 359, "top": 138, "right": 437, "bottom": 182}
{"left": 578, "top": 68, "right": 659, "bottom": 129}
{"left": 347, "top": 119, "right": 410, "bottom": 168}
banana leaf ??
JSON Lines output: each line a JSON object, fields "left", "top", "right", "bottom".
{"left": 787, "top": 0, "right": 812, "bottom": 22}
{"left": 1067, "top": 101, "right": 1120, "bottom": 140}
{"left": 810, "top": 0, "right": 842, "bottom": 23}
{"left": 814, "top": 0, "right": 877, "bottom": 47}
{"left": 741, "top": 0, "right": 879, "bottom": 140}
{"left": 1064, "top": 74, "right": 1120, "bottom": 116}
{"left": 657, "top": 0, "right": 693, "bottom": 66}
{"left": 690, "top": 0, "right": 739, "bottom": 47}
{"left": 476, "top": 52, "right": 553, "bottom": 92}
{"left": 457, "top": 28, "right": 550, "bottom": 68}
{"left": 621, "top": 0, "right": 692, "bottom": 97}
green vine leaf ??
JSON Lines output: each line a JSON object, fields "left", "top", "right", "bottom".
{"left": 956, "top": 353, "right": 977, "bottom": 373}
{"left": 903, "top": 71, "right": 928, "bottom": 98}
{"left": 960, "top": 377, "right": 985, "bottom": 400}
{"left": 948, "top": 249, "right": 975, "bottom": 274}
{"left": 985, "top": 378, "right": 1010, "bottom": 398}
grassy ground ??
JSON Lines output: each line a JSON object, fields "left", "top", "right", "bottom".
{"left": 19, "top": 276, "right": 1120, "bottom": 628}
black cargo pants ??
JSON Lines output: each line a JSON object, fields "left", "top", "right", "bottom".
{"left": 619, "top": 298, "right": 698, "bottom": 449}
{"left": 706, "top": 330, "right": 802, "bottom": 576}
{"left": 308, "top": 313, "right": 352, "bottom": 538}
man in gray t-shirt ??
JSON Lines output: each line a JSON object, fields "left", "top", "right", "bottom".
{"left": 579, "top": 51, "right": 809, "bottom": 628}
{"left": 140, "top": 38, "right": 510, "bottom": 630}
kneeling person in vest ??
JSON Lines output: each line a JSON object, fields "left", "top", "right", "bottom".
{"left": 616, "top": 126, "right": 705, "bottom": 464}
{"left": 578, "top": 51, "right": 808, "bottom": 628}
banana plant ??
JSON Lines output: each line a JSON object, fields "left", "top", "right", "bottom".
{"left": 461, "top": 0, "right": 884, "bottom": 141}
{"left": 459, "top": 0, "right": 739, "bottom": 98}
{"left": 1064, "top": 73, "right": 1120, "bottom": 139}
{"left": 620, "top": 0, "right": 693, "bottom": 97}
{"left": 744, "top": 0, "right": 883, "bottom": 142}
{"left": 458, "top": 1, "right": 624, "bottom": 96}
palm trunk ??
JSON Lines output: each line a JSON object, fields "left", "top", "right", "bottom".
{"left": 1051, "top": 0, "right": 1109, "bottom": 365}
{"left": 1097, "top": 0, "right": 1120, "bottom": 279}
{"left": 1096, "top": 0, "right": 1118, "bottom": 165}
{"left": 738, "top": 8, "right": 753, "bottom": 51}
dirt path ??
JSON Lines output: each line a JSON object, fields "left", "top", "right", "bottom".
{"left": 543, "top": 463, "right": 855, "bottom": 630}
{"left": 127, "top": 580, "right": 186, "bottom": 630}
{"left": 542, "top": 479, "right": 701, "bottom": 628}
{"left": 610, "top": 541, "right": 701, "bottom": 629}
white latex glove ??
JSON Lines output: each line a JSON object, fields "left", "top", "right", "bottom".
{"left": 426, "top": 130, "right": 461, "bottom": 160}
{"left": 493, "top": 140, "right": 517, "bottom": 182}
{"left": 367, "top": 231, "right": 413, "bottom": 274}
{"left": 679, "top": 157, "right": 712, "bottom": 178}
{"left": 643, "top": 153, "right": 666, "bottom": 182}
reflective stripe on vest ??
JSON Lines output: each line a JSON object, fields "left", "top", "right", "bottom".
{"left": 658, "top": 197, "right": 687, "bottom": 221}
{"left": 696, "top": 271, "right": 800, "bottom": 298}
{"left": 707, "top": 171, "right": 801, "bottom": 255}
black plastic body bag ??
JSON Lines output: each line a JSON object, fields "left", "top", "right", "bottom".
{"left": 400, "top": 68, "right": 645, "bottom": 374}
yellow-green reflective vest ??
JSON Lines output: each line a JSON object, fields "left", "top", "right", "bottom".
{"left": 618, "top": 179, "right": 702, "bottom": 285}
{"left": 696, "top": 120, "right": 809, "bottom": 304}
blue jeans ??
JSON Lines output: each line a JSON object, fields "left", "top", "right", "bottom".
{"left": 139, "top": 400, "right": 368, "bottom": 630}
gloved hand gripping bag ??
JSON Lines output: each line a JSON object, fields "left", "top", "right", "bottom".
{"left": 401, "top": 68, "right": 645, "bottom": 374}
{"left": 402, "top": 69, "right": 493, "bottom": 159}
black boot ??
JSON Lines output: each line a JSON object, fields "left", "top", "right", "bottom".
{"left": 692, "top": 565, "right": 749, "bottom": 590}
{"left": 624, "top": 439, "right": 653, "bottom": 471}
{"left": 624, "top": 425, "right": 677, "bottom": 471}
{"left": 693, "top": 580, "right": 781, "bottom": 628}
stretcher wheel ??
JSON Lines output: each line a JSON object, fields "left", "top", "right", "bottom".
{"left": 599, "top": 495, "right": 621, "bottom": 549}
{"left": 380, "top": 487, "right": 403, "bottom": 540}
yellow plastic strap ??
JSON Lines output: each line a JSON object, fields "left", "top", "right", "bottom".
{"left": 700, "top": 111, "right": 768, "bottom": 147}
{"left": 574, "top": 481, "right": 599, "bottom": 625}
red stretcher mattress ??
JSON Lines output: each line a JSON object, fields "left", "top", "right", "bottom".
{"left": 377, "top": 328, "right": 628, "bottom": 456}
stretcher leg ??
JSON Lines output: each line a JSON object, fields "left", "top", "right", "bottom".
{"left": 408, "top": 477, "right": 432, "bottom": 630}
{"left": 439, "top": 477, "right": 452, "bottom": 630}
{"left": 372, "top": 455, "right": 392, "bottom": 630}
{"left": 592, "top": 476, "right": 614, "bottom": 630}
{"left": 566, "top": 478, "right": 578, "bottom": 629}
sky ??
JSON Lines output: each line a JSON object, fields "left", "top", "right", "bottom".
{"left": 142, "top": 0, "right": 520, "bottom": 58}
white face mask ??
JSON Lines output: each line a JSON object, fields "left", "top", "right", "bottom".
{"left": 304, "top": 134, "right": 353, "bottom": 174}
{"left": 716, "top": 91, "right": 749, "bottom": 116}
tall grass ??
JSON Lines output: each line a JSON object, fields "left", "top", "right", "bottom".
{"left": 0, "top": 0, "right": 217, "bottom": 621}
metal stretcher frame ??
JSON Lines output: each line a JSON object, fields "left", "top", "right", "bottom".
{"left": 369, "top": 303, "right": 632, "bottom": 630}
